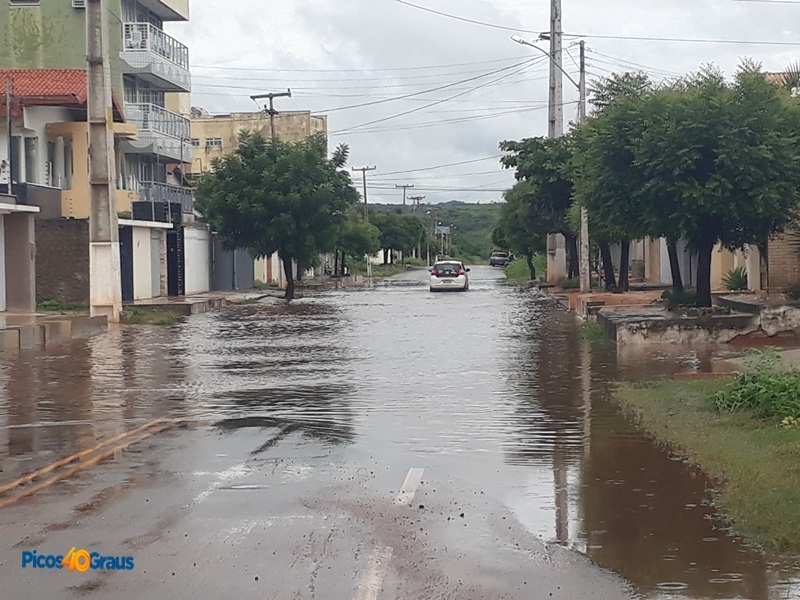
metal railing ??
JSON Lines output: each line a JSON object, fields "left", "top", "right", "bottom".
{"left": 138, "top": 181, "right": 194, "bottom": 214}
{"left": 125, "top": 103, "right": 190, "bottom": 140}
{"left": 123, "top": 22, "right": 189, "bottom": 70}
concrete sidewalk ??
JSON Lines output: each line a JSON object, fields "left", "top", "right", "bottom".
{"left": 0, "top": 312, "right": 107, "bottom": 354}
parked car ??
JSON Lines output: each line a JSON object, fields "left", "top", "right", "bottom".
{"left": 429, "top": 261, "right": 470, "bottom": 292}
{"left": 489, "top": 251, "right": 511, "bottom": 267}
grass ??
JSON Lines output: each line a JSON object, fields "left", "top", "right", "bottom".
{"left": 579, "top": 321, "right": 613, "bottom": 345}
{"left": 120, "top": 307, "right": 184, "bottom": 326}
{"left": 504, "top": 255, "right": 546, "bottom": 282}
{"left": 36, "top": 300, "right": 86, "bottom": 313}
{"left": 614, "top": 378, "right": 800, "bottom": 552}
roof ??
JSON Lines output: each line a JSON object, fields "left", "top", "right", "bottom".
{"left": 0, "top": 69, "right": 125, "bottom": 122}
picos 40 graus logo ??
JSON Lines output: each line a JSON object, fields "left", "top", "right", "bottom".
{"left": 21, "top": 547, "right": 134, "bottom": 572}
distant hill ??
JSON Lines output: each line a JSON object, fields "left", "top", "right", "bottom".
{"left": 367, "top": 202, "right": 503, "bottom": 262}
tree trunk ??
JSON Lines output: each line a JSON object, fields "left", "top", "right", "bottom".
{"left": 282, "top": 255, "right": 295, "bottom": 301}
{"left": 296, "top": 260, "right": 303, "bottom": 282}
{"left": 334, "top": 251, "right": 339, "bottom": 276}
{"left": 666, "top": 238, "right": 684, "bottom": 294}
{"left": 383, "top": 248, "right": 389, "bottom": 265}
{"left": 696, "top": 239, "right": 714, "bottom": 307}
{"left": 526, "top": 254, "right": 536, "bottom": 281}
{"left": 341, "top": 253, "right": 347, "bottom": 276}
{"left": 566, "top": 233, "right": 579, "bottom": 279}
{"left": 599, "top": 241, "right": 615, "bottom": 290}
{"left": 617, "top": 240, "right": 631, "bottom": 291}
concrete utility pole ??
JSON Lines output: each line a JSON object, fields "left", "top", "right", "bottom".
{"left": 5, "top": 76, "right": 12, "bottom": 194}
{"left": 408, "top": 194, "right": 425, "bottom": 212}
{"left": 352, "top": 166, "right": 376, "bottom": 217}
{"left": 250, "top": 89, "right": 292, "bottom": 139}
{"left": 578, "top": 40, "right": 591, "bottom": 293}
{"left": 548, "top": 0, "right": 564, "bottom": 139}
{"left": 395, "top": 183, "right": 414, "bottom": 207}
{"left": 87, "top": 0, "right": 121, "bottom": 323}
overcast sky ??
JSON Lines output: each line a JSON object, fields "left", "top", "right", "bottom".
{"left": 169, "top": 0, "right": 800, "bottom": 205}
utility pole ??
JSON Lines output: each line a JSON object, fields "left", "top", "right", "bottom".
{"left": 5, "top": 76, "right": 12, "bottom": 194}
{"left": 352, "top": 165, "right": 376, "bottom": 217}
{"left": 250, "top": 89, "right": 292, "bottom": 139}
{"left": 578, "top": 40, "right": 590, "bottom": 293}
{"left": 87, "top": 0, "right": 121, "bottom": 322}
{"left": 408, "top": 194, "right": 425, "bottom": 212}
{"left": 395, "top": 183, "right": 414, "bottom": 207}
{"left": 548, "top": 0, "right": 564, "bottom": 139}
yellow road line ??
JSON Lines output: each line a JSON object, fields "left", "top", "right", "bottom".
{"left": 0, "top": 417, "right": 180, "bottom": 500}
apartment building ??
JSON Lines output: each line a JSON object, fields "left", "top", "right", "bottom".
{"left": 0, "top": 0, "right": 208, "bottom": 305}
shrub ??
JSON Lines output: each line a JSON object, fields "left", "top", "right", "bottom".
{"left": 661, "top": 289, "right": 697, "bottom": 310}
{"left": 558, "top": 277, "right": 580, "bottom": 289}
{"left": 713, "top": 348, "right": 800, "bottom": 420}
{"left": 722, "top": 266, "right": 748, "bottom": 291}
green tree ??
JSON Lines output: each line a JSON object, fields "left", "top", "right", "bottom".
{"left": 335, "top": 211, "right": 381, "bottom": 273}
{"left": 500, "top": 136, "right": 579, "bottom": 278}
{"left": 196, "top": 132, "right": 359, "bottom": 300}
{"left": 495, "top": 181, "right": 547, "bottom": 280}
{"left": 371, "top": 211, "right": 424, "bottom": 264}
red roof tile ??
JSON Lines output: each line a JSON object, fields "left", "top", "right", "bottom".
{"left": 0, "top": 69, "right": 124, "bottom": 121}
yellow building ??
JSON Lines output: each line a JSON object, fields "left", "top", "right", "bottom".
{"left": 190, "top": 110, "right": 327, "bottom": 176}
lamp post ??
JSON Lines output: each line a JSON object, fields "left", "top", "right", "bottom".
{"left": 512, "top": 35, "right": 591, "bottom": 293}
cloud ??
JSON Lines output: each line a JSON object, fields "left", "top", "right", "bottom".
{"left": 170, "top": 0, "right": 800, "bottom": 204}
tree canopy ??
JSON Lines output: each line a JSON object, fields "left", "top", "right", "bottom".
{"left": 195, "top": 131, "right": 359, "bottom": 300}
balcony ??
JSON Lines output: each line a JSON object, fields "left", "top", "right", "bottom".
{"left": 138, "top": 181, "right": 194, "bottom": 215}
{"left": 121, "top": 23, "right": 191, "bottom": 92}
{"left": 124, "top": 103, "right": 192, "bottom": 162}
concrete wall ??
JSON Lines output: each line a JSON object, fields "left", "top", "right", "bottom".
{"left": 0, "top": 215, "right": 5, "bottom": 311}
{"left": 184, "top": 224, "right": 210, "bottom": 295}
{"left": 35, "top": 219, "right": 89, "bottom": 307}
{"left": 132, "top": 226, "right": 153, "bottom": 300}
{"left": 768, "top": 233, "right": 800, "bottom": 292}
{"left": 4, "top": 212, "right": 36, "bottom": 311}
{"left": 0, "top": 0, "right": 126, "bottom": 98}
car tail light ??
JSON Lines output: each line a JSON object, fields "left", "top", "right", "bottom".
{"left": 458, "top": 269, "right": 464, "bottom": 275}
{"left": 431, "top": 270, "right": 438, "bottom": 276}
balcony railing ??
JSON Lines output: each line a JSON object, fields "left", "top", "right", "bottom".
{"left": 122, "top": 22, "right": 191, "bottom": 91}
{"left": 125, "top": 103, "right": 190, "bottom": 140}
{"left": 138, "top": 181, "right": 194, "bottom": 214}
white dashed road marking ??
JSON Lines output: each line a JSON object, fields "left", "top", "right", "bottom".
{"left": 353, "top": 468, "right": 425, "bottom": 600}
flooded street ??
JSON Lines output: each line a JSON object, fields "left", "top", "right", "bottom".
{"left": 0, "top": 265, "right": 798, "bottom": 599}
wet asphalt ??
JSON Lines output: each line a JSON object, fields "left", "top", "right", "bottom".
{"left": 0, "top": 265, "right": 797, "bottom": 599}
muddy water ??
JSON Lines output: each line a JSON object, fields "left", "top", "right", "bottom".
{"left": 1, "top": 265, "right": 799, "bottom": 599}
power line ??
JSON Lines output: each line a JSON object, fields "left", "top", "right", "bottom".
{"left": 394, "top": 0, "right": 800, "bottom": 46}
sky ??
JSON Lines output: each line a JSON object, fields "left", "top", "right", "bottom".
{"left": 169, "top": 0, "right": 800, "bottom": 205}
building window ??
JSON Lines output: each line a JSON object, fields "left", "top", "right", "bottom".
{"left": 205, "top": 138, "right": 222, "bottom": 148}
{"left": 191, "top": 138, "right": 200, "bottom": 147}
{"left": 9, "top": 0, "right": 39, "bottom": 5}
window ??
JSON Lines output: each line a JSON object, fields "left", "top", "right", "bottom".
{"left": 205, "top": 138, "right": 222, "bottom": 148}
{"left": 72, "top": 0, "right": 86, "bottom": 8}
{"left": 9, "top": 0, "right": 39, "bottom": 5}
{"left": 191, "top": 138, "right": 200, "bottom": 147}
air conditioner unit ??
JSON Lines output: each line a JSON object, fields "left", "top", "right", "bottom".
{"left": 72, "top": 0, "right": 86, "bottom": 8}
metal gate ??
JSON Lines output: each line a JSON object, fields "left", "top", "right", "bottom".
{"left": 167, "top": 227, "right": 185, "bottom": 297}
{"left": 119, "top": 226, "right": 134, "bottom": 302}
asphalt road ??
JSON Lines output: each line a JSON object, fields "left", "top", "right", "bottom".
{"left": 0, "top": 265, "right": 771, "bottom": 599}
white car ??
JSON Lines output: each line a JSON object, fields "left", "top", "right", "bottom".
{"left": 429, "top": 261, "right": 470, "bottom": 292}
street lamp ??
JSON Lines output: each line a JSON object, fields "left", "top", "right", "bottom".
{"left": 512, "top": 34, "right": 591, "bottom": 293}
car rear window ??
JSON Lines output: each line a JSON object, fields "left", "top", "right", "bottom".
{"left": 492, "top": 252, "right": 508, "bottom": 257}
{"left": 435, "top": 262, "right": 461, "bottom": 271}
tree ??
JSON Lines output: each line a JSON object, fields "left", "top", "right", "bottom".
{"left": 335, "top": 211, "right": 381, "bottom": 274}
{"left": 196, "top": 132, "right": 359, "bottom": 300}
{"left": 495, "top": 181, "right": 547, "bottom": 280}
{"left": 370, "top": 211, "right": 424, "bottom": 264}
{"left": 500, "top": 135, "right": 579, "bottom": 279}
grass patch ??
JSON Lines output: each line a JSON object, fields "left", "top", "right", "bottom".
{"left": 36, "top": 300, "right": 86, "bottom": 313}
{"left": 120, "top": 307, "right": 184, "bottom": 326}
{"left": 579, "top": 321, "right": 612, "bottom": 345}
{"left": 504, "top": 255, "right": 546, "bottom": 282}
{"left": 368, "top": 264, "right": 406, "bottom": 278}
{"left": 615, "top": 377, "right": 800, "bottom": 552}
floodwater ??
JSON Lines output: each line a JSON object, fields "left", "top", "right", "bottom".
{"left": 0, "top": 265, "right": 798, "bottom": 599}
